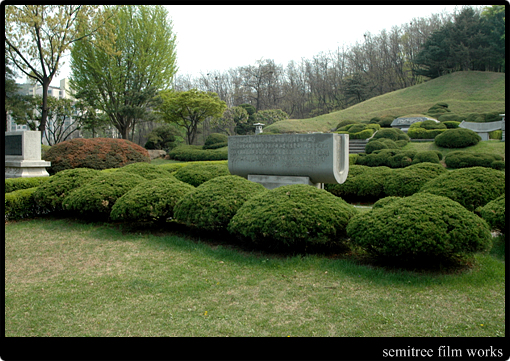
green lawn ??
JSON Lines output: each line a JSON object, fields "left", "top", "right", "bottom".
{"left": 5, "top": 217, "right": 505, "bottom": 338}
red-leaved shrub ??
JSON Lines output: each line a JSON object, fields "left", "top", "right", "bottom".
{"left": 44, "top": 138, "right": 150, "bottom": 175}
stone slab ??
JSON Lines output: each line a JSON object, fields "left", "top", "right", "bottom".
{"left": 5, "top": 131, "right": 42, "bottom": 161}
{"left": 459, "top": 120, "right": 503, "bottom": 133}
{"left": 228, "top": 133, "right": 349, "bottom": 184}
{"left": 248, "top": 175, "right": 322, "bottom": 190}
{"left": 5, "top": 131, "right": 51, "bottom": 178}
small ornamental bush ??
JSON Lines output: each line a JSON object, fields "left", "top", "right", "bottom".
{"left": 174, "top": 175, "right": 266, "bottom": 231}
{"left": 335, "top": 119, "right": 360, "bottom": 130}
{"left": 372, "top": 128, "right": 409, "bottom": 142}
{"left": 44, "top": 138, "right": 150, "bottom": 175}
{"left": 350, "top": 128, "right": 374, "bottom": 140}
{"left": 365, "top": 138, "right": 399, "bottom": 154}
{"left": 411, "top": 151, "right": 441, "bottom": 164}
{"left": 168, "top": 145, "right": 228, "bottom": 161}
{"left": 324, "top": 165, "right": 370, "bottom": 200}
{"left": 110, "top": 177, "right": 194, "bottom": 223}
{"left": 434, "top": 128, "right": 481, "bottom": 148}
{"left": 114, "top": 162, "right": 176, "bottom": 180}
{"left": 228, "top": 184, "right": 359, "bottom": 250}
{"left": 418, "top": 167, "right": 505, "bottom": 211}
{"left": 203, "top": 133, "right": 228, "bottom": 150}
{"left": 349, "top": 166, "right": 394, "bottom": 200}
{"left": 346, "top": 193, "right": 492, "bottom": 265}
{"left": 5, "top": 176, "right": 50, "bottom": 194}
{"left": 421, "top": 120, "right": 446, "bottom": 130}
{"left": 444, "top": 151, "right": 504, "bottom": 169}
{"left": 357, "top": 149, "right": 417, "bottom": 168}
{"left": 441, "top": 120, "right": 461, "bottom": 128}
{"left": 407, "top": 124, "right": 447, "bottom": 139}
{"left": 32, "top": 168, "right": 100, "bottom": 212}
{"left": 5, "top": 187, "right": 44, "bottom": 221}
{"left": 173, "top": 163, "right": 230, "bottom": 187}
{"left": 478, "top": 194, "right": 505, "bottom": 233}
{"left": 384, "top": 162, "right": 447, "bottom": 197}
{"left": 438, "top": 113, "right": 463, "bottom": 123}
{"left": 372, "top": 196, "right": 401, "bottom": 210}
{"left": 62, "top": 172, "right": 146, "bottom": 220}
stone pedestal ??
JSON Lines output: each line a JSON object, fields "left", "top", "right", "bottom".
{"left": 5, "top": 131, "right": 51, "bottom": 178}
{"left": 248, "top": 175, "right": 323, "bottom": 190}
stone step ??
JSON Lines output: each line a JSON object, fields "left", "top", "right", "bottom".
{"left": 349, "top": 139, "right": 368, "bottom": 154}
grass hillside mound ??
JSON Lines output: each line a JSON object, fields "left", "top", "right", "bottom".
{"left": 265, "top": 71, "right": 505, "bottom": 134}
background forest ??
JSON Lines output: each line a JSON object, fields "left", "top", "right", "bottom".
{"left": 173, "top": 6, "right": 505, "bottom": 119}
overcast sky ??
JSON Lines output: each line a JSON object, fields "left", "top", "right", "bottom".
{"left": 49, "top": 4, "right": 470, "bottom": 86}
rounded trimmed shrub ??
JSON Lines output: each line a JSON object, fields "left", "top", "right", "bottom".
{"left": 372, "top": 196, "right": 401, "bottom": 210}
{"left": 203, "top": 133, "right": 228, "bottom": 150}
{"left": 325, "top": 165, "right": 370, "bottom": 200}
{"left": 174, "top": 175, "right": 266, "bottom": 231}
{"left": 62, "top": 172, "right": 146, "bottom": 220}
{"left": 356, "top": 149, "right": 415, "bottom": 168}
{"left": 365, "top": 140, "right": 388, "bottom": 154}
{"left": 384, "top": 162, "right": 447, "bottom": 197}
{"left": 372, "top": 128, "right": 408, "bottom": 142}
{"left": 32, "top": 168, "right": 100, "bottom": 211}
{"left": 444, "top": 151, "right": 504, "bottom": 169}
{"left": 411, "top": 151, "right": 441, "bottom": 164}
{"left": 478, "top": 194, "right": 505, "bottom": 233}
{"left": 348, "top": 166, "right": 394, "bottom": 200}
{"left": 434, "top": 128, "right": 481, "bottom": 148}
{"left": 114, "top": 162, "right": 177, "bottom": 180}
{"left": 347, "top": 193, "right": 492, "bottom": 264}
{"left": 168, "top": 145, "right": 228, "bottom": 161}
{"left": 5, "top": 187, "right": 43, "bottom": 221}
{"left": 418, "top": 167, "right": 505, "bottom": 211}
{"left": 441, "top": 120, "right": 461, "bottom": 128}
{"left": 5, "top": 176, "right": 50, "bottom": 194}
{"left": 110, "top": 177, "right": 194, "bottom": 223}
{"left": 228, "top": 184, "right": 359, "bottom": 250}
{"left": 335, "top": 119, "right": 360, "bottom": 130}
{"left": 421, "top": 120, "right": 446, "bottom": 130}
{"left": 43, "top": 138, "right": 150, "bottom": 175}
{"left": 173, "top": 163, "right": 230, "bottom": 187}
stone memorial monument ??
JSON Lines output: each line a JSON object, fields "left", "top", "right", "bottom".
{"left": 5, "top": 131, "right": 51, "bottom": 178}
{"left": 458, "top": 120, "right": 504, "bottom": 141}
{"left": 228, "top": 133, "right": 349, "bottom": 189}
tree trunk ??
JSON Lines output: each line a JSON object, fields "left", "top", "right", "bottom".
{"left": 37, "top": 77, "right": 51, "bottom": 143}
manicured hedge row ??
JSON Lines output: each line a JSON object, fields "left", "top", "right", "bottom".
{"left": 5, "top": 161, "right": 503, "bottom": 268}
{"left": 33, "top": 168, "right": 101, "bottom": 212}
{"left": 62, "top": 172, "right": 147, "bottom": 221}
{"left": 325, "top": 162, "right": 447, "bottom": 201}
{"left": 5, "top": 187, "right": 47, "bottom": 221}
{"left": 5, "top": 176, "right": 50, "bottom": 194}
{"left": 168, "top": 145, "right": 228, "bottom": 161}
{"left": 444, "top": 151, "right": 504, "bottom": 170}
